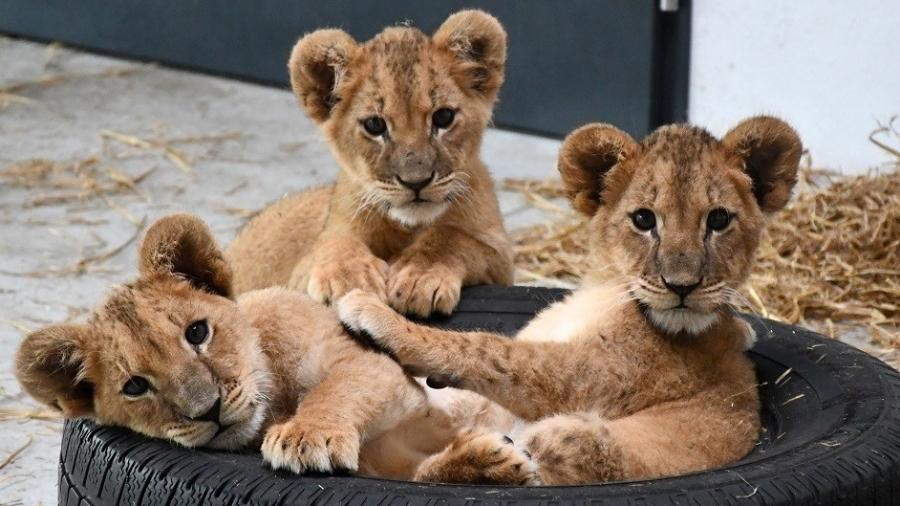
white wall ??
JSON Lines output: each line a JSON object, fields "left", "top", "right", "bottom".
{"left": 689, "top": 0, "right": 899, "bottom": 173}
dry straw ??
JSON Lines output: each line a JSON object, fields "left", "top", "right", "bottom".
{"left": 505, "top": 123, "right": 900, "bottom": 348}
{"left": 0, "top": 128, "right": 238, "bottom": 277}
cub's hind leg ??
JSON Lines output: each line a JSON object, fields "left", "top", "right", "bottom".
{"left": 519, "top": 394, "right": 759, "bottom": 485}
{"left": 403, "top": 415, "right": 615, "bottom": 486}
{"left": 517, "top": 413, "right": 632, "bottom": 485}
{"left": 413, "top": 429, "right": 540, "bottom": 486}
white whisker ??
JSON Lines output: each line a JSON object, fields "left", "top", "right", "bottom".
{"left": 723, "top": 287, "right": 771, "bottom": 334}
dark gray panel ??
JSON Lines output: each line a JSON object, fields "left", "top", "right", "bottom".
{"left": 0, "top": 0, "right": 680, "bottom": 138}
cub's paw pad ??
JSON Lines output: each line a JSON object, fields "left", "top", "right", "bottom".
{"left": 415, "top": 430, "right": 541, "bottom": 486}
{"left": 306, "top": 256, "right": 388, "bottom": 305}
{"left": 335, "top": 289, "right": 394, "bottom": 336}
{"left": 387, "top": 262, "right": 462, "bottom": 318}
{"left": 261, "top": 421, "right": 360, "bottom": 474}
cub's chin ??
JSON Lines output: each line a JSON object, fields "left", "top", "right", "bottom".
{"left": 387, "top": 200, "right": 449, "bottom": 227}
{"left": 204, "top": 402, "right": 268, "bottom": 451}
{"left": 647, "top": 307, "right": 721, "bottom": 336}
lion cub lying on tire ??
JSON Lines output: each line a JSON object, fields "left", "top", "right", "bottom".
{"left": 228, "top": 10, "right": 513, "bottom": 317}
{"left": 15, "top": 214, "right": 535, "bottom": 482}
{"left": 339, "top": 116, "right": 802, "bottom": 484}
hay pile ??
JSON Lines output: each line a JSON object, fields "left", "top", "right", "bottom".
{"left": 505, "top": 135, "right": 900, "bottom": 347}
{"left": 751, "top": 168, "right": 898, "bottom": 345}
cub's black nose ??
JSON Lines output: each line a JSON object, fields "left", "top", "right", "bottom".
{"left": 397, "top": 172, "right": 434, "bottom": 192}
{"left": 191, "top": 397, "right": 221, "bottom": 424}
{"left": 663, "top": 279, "right": 700, "bottom": 298}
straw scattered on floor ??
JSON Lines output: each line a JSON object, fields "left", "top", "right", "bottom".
{"left": 0, "top": 65, "right": 146, "bottom": 109}
{"left": 0, "top": 127, "right": 239, "bottom": 278}
{"left": 0, "top": 157, "right": 152, "bottom": 208}
{"left": 504, "top": 126, "right": 900, "bottom": 348}
{"left": 0, "top": 126, "right": 242, "bottom": 207}
{"left": 0, "top": 409, "right": 61, "bottom": 423}
{"left": 0, "top": 437, "right": 33, "bottom": 472}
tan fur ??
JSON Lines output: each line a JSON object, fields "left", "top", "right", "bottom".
{"left": 14, "top": 214, "right": 533, "bottom": 484}
{"left": 414, "top": 428, "right": 539, "bottom": 485}
{"left": 227, "top": 10, "right": 514, "bottom": 317}
{"left": 338, "top": 116, "right": 802, "bottom": 485}
{"left": 15, "top": 215, "right": 433, "bottom": 475}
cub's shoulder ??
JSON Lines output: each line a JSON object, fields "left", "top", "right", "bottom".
{"left": 237, "top": 286, "right": 337, "bottom": 334}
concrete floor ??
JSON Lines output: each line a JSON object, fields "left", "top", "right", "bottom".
{"left": 0, "top": 36, "right": 561, "bottom": 504}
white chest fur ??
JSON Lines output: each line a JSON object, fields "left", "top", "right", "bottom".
{"left": 516, "top": 284, "right": 632, "bottom": 343}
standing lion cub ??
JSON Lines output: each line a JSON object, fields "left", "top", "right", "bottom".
{"left": 339, "top": 116, "right": 802, "bottom": 484}
{"left": 228, "top": 10, "right": 514, "bottom": 317}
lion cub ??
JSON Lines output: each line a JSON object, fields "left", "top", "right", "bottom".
{"left": 15, "top": 214, "right": 431, "bottom": 474}
{"left": 15, "top": 214, "right": 537, "bottom": 483}
{"left": 339, "top": 116, "right": 802, "bottom": 484}
{"left": 227, "top": 10, "right": 514, "bottom": 317}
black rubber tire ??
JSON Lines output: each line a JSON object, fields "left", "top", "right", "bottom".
{"left": 58, "top": 286, "right": 900, "bottom": 505}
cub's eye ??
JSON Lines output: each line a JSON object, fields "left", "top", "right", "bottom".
{"left": 707, "top": 208, "right": 732, "bottom": 231}
{"left": 432, "top": 108, "right": 455, "bottom": 129}
{"left": 362, "top": 116, "right": 387, "bottom": 136}
{"left": 631, "top": 208, "right": 657, "bottom": 231}
{"left": 184, "top": 320, "right": 210, "bottom": 346}
{"left": 122, "top": 376, "right": 150, "bottom": 397}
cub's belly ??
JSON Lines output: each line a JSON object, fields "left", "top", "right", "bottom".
{"left": 358, "top": 381, "right": 517, "bottom": 479}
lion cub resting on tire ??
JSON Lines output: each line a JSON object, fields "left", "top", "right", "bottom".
{"left": 15, "top": 214, "right": 429, "bottom": 474}
{"left": 228, "top": 10, "right": 513, "bottom": 317}
{"left": 339, "top": 116, "right": 802, "bottom": 484}
{"left": 15, "top": 214, "right": 537, "bottom": 483}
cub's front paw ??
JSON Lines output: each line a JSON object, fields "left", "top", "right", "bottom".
{"left": 302, "top": 254, "right": 388, "bottom": 305}
{"left": 261, "top": 420, "right": 360, "bottom": 474}
{"left": 388, "top": 261, "right": 462, "bottom": 317}
{"left": 414, "top": 430, "right": 541, "bottom": 486}
{"left": 336, "top": 289, "right": 397, "bottom": 338}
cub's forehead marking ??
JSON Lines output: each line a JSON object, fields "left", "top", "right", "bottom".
{"left": 103, "top": 286, "right": 146, "bottom": 335}
{"left": 642, "top": 126, "right": 718, "bottom": 171}
{"left": 165, "top": 312, "right": 181, "bottom": 327}
{"left": 638, "top": 127, "right": 728, "bottom": 206}
{"left": 371, "top": 29, "right": 427, "bottom": 88}
{"left": 706, "top": 182, "right": 724, "bottom": 204}
{"left": 427, "top": 65, "right": 439, "bottom": 106}
{"left": 101, "top": 284, "right": 166, "bottom": 356}
{"left": 362, "top": 28, "right": 446, "bottom": 122}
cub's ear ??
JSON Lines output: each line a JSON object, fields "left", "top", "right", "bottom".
{"left": 288, "top": 29, "right": 359, "bottom": 123}
{"left": 433, "top": 10, "right": 507, "bottom": 100}
{"left": 16, "top": 324, "right": 94, "bottom": 418}
{"left": 138, "top": 213, "right": 233, "bottom": 298}
{"left": 558, "top": 123, "right": 639, "bottom": 216}
{"left": 723, "top": 116, "right": 802, "bottom": 213}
